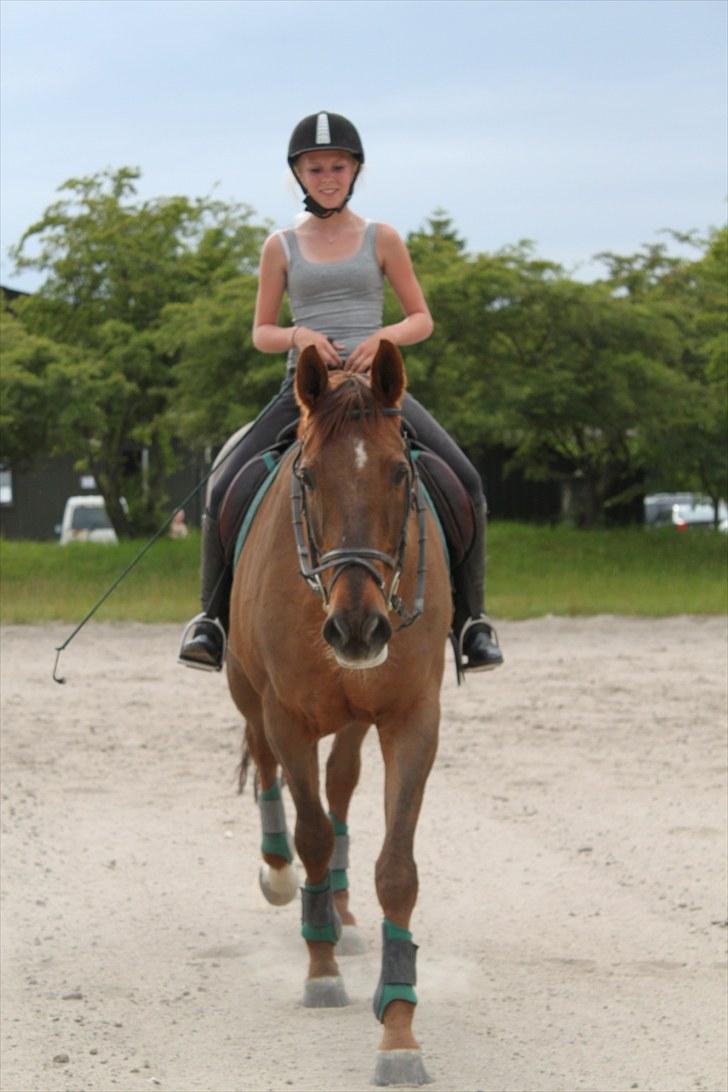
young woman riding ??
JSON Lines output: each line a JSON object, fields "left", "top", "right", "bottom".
{"left": 178, "top": 111, "right": 503, "bottom": 674}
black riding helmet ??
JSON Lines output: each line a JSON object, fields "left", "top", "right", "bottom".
{"left": 288, "top": 111, "right": 364, "bottom": 219}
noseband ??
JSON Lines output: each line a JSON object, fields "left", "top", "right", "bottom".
{"left": 290, "top": 409, "right": 427, "bottom": 629}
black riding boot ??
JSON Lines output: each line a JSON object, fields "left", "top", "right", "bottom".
{"left": 453, "top": 499, "right": 504, "bottom": 672}
{"left": 178, "top": 512, "right": 229, "bottom": 671}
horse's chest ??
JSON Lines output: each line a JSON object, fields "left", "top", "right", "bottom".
{"left": 294, "top": 682, "right": 379, "bottom": 736}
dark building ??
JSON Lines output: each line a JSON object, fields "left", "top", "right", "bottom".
{"left": 0, "top": 452, "right": 207, "bottom": 541}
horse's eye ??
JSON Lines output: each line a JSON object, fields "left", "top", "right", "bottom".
{"left": 392, "top": 462, "right": 409, "bottom": 486}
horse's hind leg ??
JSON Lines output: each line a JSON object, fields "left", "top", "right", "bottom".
{"left": 326, "top": 721, "right": 370, "bottom": 954}
{"left": 244, "top": 717, "right": 298, "bottom": 906}
{"left": 264, "top": 697, "right": 349, "bottom": 1007}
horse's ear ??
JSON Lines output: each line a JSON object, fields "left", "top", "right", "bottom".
{"left": 295, "top": 345, "right": 330, "bottom": 412}
{"left": 370, "top": 340, "right": 406, "bottom": 408}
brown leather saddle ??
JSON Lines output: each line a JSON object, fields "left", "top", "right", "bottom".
{"left": 413, "top": 448, "right": 475, "bottom": 568}
{"left": 217, "top": 441, "right": 475, "bottom": 571}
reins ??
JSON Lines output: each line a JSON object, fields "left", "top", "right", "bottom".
{"left": 290, "top": 408, "right": 427, "bottom": 630}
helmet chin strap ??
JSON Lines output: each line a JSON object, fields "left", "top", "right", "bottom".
{"left": 303, "top": 194, "right": 347, "bottom": 219}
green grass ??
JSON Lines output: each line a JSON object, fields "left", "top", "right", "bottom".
{"left": 1, "top": 523, "right": 726, "bottom": 625}
{"left": 488, "top": 522, "right": 727, "bottom": 619}
{"left": 0, "top": 533, "right": 202, "bottom": 624}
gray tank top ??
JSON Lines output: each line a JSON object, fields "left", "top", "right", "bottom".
{"left": 279, "top": 221, "right": 384, "bottom": 374}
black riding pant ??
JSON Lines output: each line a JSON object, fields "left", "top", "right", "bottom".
{"left": 202, "top": 377, "right": 487, "bottom": 632}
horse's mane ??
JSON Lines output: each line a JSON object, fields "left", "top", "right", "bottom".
{"left": 299, "top": 372, "right": 385, "bottom": 454}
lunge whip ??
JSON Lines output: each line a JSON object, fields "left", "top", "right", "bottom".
{"left": 52, "top": 437, "right": 248, "bottom": 685}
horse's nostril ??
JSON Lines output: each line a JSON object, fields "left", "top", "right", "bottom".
{"left": 323, "top": 610, "right": 391, "bottom": 658}
{"left": 362, "top": 611, "right": 391, "bottom": 648}
{"left": 323, "top": 614, "right": 349, "bottom": 650}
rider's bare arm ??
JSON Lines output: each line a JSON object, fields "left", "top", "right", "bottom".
{"left": 345, "top": 225, "right": 433, "bottom": 372}
{"left": 377, "top": 224, "right": 433, "bottom": 346}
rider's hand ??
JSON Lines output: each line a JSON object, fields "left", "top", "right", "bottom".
{"left": 346, "top": 333, "right": 384, "bottom": 374}
{"left": 295, "top": 328, "right": 345, "bottom": 368}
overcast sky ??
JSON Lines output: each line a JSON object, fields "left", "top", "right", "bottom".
{"left": 1, "top": 0, "right": 726, "bottom": 292}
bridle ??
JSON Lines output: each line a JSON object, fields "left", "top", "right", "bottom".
{"left": 290, "top": 409, "right": 427, "bottom": 630}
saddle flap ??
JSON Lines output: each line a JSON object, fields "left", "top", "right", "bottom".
{"left": 218, "top": 449, "right": 284, "bottom": 564}
{"left": 413, "top": 447, "right": 475, "bottom": 568}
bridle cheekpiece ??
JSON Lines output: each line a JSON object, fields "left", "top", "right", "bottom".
{"left": 290, "top": 408, "right": 427, "bottom": 629}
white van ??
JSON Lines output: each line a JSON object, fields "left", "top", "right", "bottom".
{"left": 57, "top": 496, "right": 120, "bottom": 545}
{"left": 644, "top": 492, "right": 728, "bottom": 532}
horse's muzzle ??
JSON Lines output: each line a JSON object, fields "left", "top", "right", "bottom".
{"left": 323, "top": 608, "right": 392, "bottom": 670}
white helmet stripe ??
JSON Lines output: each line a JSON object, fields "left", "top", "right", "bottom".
{"left": 315, "top": 112, "right": 331, "bottom": 145}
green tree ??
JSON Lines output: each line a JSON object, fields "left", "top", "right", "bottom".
{"left": 158, "top": 276, "right": 283, "bottom": 449}
{"left": 407, "top": 208, "right": 468, "bottom": 278}
{"left": 403, "top": 247, "right": 530, "bottom": 444}
{"left": 8, "top": 167, "right": 268, "bottom": 534}
{"left": 0, "top": 307, "right": 68, "bottom": 468}
{"left": 405, "top": 234, "right": 694, "bottom": 526}
{"left": 597, "top": 226, "right": 728, "bottom": 520}
{"left": 499, "top": 278, "right": 687, "bottom": 525}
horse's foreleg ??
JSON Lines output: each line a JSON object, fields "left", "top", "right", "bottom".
{"left": 265, "top": 699, "right": 349, "bottom": 1007}
{"left": 326, "top": 722, "right": 369, "bottom": 953}
{"left": 371, "top": 703, "right": 439, "bottom": 1085}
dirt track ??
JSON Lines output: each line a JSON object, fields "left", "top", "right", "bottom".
{"left": 1, "top": 617, "right": 726, "bottom": 1092}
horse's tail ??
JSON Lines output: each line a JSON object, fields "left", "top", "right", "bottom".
{"left": 237, "top": 723, "right": 286, "bottom": 798}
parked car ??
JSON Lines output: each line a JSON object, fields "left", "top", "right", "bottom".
{"left": 644, "top": 492, "right": 727, "bottom": 532}
{"left": 56, "top": 495, "right": 122, "bottom": 544}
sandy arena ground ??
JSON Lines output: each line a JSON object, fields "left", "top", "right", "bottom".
{"left": 1, "top": 617, "right": 726, "bottom": 1092}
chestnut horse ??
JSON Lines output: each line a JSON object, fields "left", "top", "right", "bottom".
{"left": 226, "top": 341, "right": 451, "bottom": 1086}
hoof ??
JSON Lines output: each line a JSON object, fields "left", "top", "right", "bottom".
{"left": 371, "top": 1050, "right": 433, "bottom": 1086}
{"left": 336, "top": 923, "right": 367, "bottom": 955}
{"left": 258, "top": 862, "right": 298, "bottom": 906}
{"left": 302, "top": 975, "right": 350, "bottom": 1008}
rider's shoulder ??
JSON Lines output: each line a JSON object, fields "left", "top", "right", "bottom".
{"left": 261, "top": 230, "right": 290, "bottom": 263}
{"left": 372, "top": 222, "right": 409, "bottom": 263}
{"left": 372, "top": 221, "right": 404, "bottom": 244}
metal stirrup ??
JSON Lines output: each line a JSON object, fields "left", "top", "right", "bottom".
{"left": 177, "top": 613, "right": 227, "bottom": 672}
{"left": 458, "top": 613, "right": 498, "bottom": 660}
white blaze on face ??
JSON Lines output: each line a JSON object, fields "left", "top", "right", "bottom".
{"left": 353, "top": 439, "right": 368, "bottom": 472}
